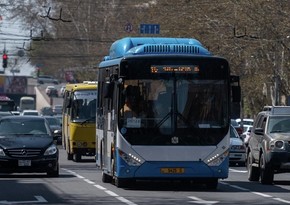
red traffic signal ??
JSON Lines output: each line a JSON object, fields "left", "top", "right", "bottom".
{"left": 2, "top": 54, "right": 8, "bottom": 60}
{"left": 2, "top": 53, "right": 8, "bottom": 68}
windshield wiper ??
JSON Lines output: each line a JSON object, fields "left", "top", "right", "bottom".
{"left": 81, "top": 116, "right": 96, "bottom": 125}
{"left": 155, "top": 111, "right": 189, "bottom": 128}
{"left": 270, "top": 130, "right": 282, "bottom": 133}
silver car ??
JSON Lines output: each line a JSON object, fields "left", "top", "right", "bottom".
{"left": 230, "top": 125, "right": 246, "bottom": 166}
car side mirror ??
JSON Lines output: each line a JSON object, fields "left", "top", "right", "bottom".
{"left": 254, "top": 128, "right": 264, "bottom": 135}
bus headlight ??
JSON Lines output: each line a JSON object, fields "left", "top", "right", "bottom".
{"left": 118, "top": 149, "right": 142, "bottom": 166}
{"left": 206, "top": 150, "right": 229, "bottom": 166}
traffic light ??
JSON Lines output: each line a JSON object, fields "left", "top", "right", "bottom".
{"left": 2, "top": 53, "right": 8, "bottom": 68}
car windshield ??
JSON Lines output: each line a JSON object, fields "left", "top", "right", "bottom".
{"left": 0, "top": 118, "right": 50, "bottom": 135}
{"left": 268, "top": 116, "right": 290, "bottom": 133}
{"left": 230, "top": 126, "right": 239, "bottom": 138}
{"left": 45, "top": 117, "right": 61, "bottom": 126}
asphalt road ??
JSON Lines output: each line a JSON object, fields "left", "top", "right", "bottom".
{"left": 0, "top": 146, "right": 290, "bottom": 205}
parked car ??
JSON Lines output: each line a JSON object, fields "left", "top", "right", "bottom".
{"left": 45, "top": 85, "right": 59, "bottom": 97}
{"left": 247, "top": 106, "right": 290, "bottom": 184}
{"left": 43, "top": 115, "right": 62, "bottom": 145}
{"left": 230, "top": 125, "right": 246, "bottom": 166}
{"left": 0, "top": 115, "right": 59, "bottom": 176}
{"left": 231, "top": 119, "right": 243, "bottom": 136}
{"left": 38, "top": 75, "right": 59, "bottom": 84}
{"left": 21, "top": 109, "right": 39, "bottom": 116}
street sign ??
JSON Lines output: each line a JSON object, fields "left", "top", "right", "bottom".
{"left": 140, "top": 24, "right": 160, "bottom": 34}
{"left": 124, "top": 23, "right": 133, "bottom": 33}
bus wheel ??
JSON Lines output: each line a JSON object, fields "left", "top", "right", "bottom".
{"left": 73, "top": 153, "right": 81, "bottom": 162}
{"left": 115, "top": 177, "right": 135, "bottom": 188}
{"left": 102, "top": 172, "right": 112, "bottom": 183}
{"left": 67, "top": 152, "right": 73, "bottom": 160}
{"left": 205, "top": 179, "right": 218, "bottom": 190}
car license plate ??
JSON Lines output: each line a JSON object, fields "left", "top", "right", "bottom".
{"left": 160, "top": 168, "right": 184, "bottom": 174}
{"left": 18, "top": 160, "right": 31, "bottom": 166}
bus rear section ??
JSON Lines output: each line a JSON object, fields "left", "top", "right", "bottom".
{"left": 19, "top": 96, "right": 35, "bottom": 111}
{"left": 96, "top": 37, "right": 241, "bottom": 189}
{"left": 62, "top": 81, "right": 97, "bottom": 162}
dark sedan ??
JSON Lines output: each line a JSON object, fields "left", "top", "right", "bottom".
{"left": 43, "top": 115, "right": 62, "bottom": 145}
{"left": 0, "top": 116, "right": 59, "bottom": 177}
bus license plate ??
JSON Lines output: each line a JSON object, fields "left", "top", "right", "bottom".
{"left": 160, "top": 168, "right": 184, "bottom": 174}
{"left": 18, "top": 160, "right": 31, "bottom": 166}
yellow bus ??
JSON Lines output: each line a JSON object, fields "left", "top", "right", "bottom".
{"left": 62, "top": 81, "right": 97, "bottom": 162}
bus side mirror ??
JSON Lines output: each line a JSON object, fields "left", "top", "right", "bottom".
{"left": 104, "top": 82, "right": 114, "bottom": 99}
{"left": 66, "top": 99, "right": 72, "bottom": 108}
{"left": 232, "top": 86, "right": 241, "bottom": 103}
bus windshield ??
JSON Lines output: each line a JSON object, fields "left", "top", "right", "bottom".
{"left": 119, "top": 79, "right": 228, "bottom": 146}
{"left": 118, "top": 58, "right": 229, "bottom": 146}
{"left": 71, "top": 90, "right": 97, "bottom": 122}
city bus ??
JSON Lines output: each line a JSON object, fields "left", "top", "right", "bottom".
{"left": 96, "top": 37, "right": 241, "bottom": 189}
{"left": 62, "top": 81, "right": 97, "bottom": 162}
{"left": 19, "top": 96, "right": 35, "bottom": 111}
{"left": 0, "top": 96, "right": 16, "bottom": 111}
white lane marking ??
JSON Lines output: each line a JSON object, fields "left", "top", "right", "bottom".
{"left": 273, "top": 198, "right": 290, "bottom": 204}
{"left": 94, "top": 184, "right": 106, "bottom": 190}
{"left": 62, "top": 168, "right": 137, "bottom": 205}
{"left": 0, "top": 196, "right": 47, "bottom": 204}
{"left": 221, "top": 181, "right": 290, "bottom": 203}
{"left": 229, "top": 168, "right": 247, "bottom": 173}
{"left": 188, "top": 196, "right": 219, "bottom": 204}
{"left": 105, "top": 190, "right": 119, "bottom": 197}
{"left": 117, "top": 196, "right": 137, "bottom": 205}
{"left": 84, "top": 178, "right": 95, "bottom": 184}
{"left": 252, "top": 192, "right": 272, "bottom": 198}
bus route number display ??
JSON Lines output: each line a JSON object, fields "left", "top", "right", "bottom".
{"left": 150, "top": 65, "right": 199, "bottom": 73}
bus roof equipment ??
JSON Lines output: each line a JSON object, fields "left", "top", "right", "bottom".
{"left": 103, "top": 37, "right": 212, "bottom": 61}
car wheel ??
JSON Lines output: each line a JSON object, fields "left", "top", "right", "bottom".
{"left": 47, "top": 163, "right": 59, "bottom": 177}
{"left": 247, "top": 150, "right": 260, "bottom": 181}
{"left": 259, "top": 152, "right": 274, "bottom": 184}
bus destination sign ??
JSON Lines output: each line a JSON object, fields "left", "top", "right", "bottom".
{"left": 150, "top": 65, "right": 199, "bottom": 73}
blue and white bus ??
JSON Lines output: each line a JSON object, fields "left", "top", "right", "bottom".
{"left": 96, "top": 37, "right": 241, "bottom": 189}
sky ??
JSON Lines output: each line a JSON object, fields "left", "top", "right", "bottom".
{"left": 0, "top": 13, "right": 35, "bottom": 76}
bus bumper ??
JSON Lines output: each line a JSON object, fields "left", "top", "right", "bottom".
{"left": 116, "top": 158, "right": 229, "bottom": 179}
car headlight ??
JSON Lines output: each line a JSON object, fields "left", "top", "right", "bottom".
{"left": 0, "top": 148, "right": 5, "bottom": 157}
{"left": 44, "top": 144, "right": 58, "bottom": 155}
{"left": 269, "top": 140, "right": 285, "bottom": 150}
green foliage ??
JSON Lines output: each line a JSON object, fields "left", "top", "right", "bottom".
{"left": 4, "top": 0, "right": 290, "bottom": 117}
